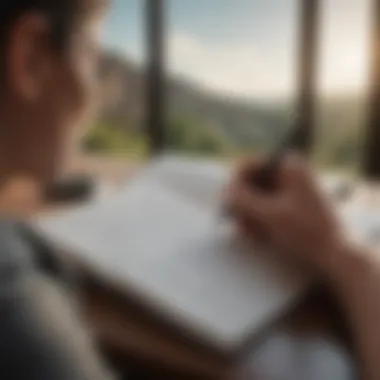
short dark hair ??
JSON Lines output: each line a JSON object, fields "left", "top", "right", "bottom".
{"left": 0, "top": 0, "right": 103, "bottom": 85}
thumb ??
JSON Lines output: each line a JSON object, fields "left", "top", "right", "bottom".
{"left": 228, "top": 181, "right": 279, "bottom": 220}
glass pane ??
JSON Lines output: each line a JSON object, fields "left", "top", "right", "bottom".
{"left": 79, "top": 0, "right": 148, "bottom": 172}
{"left": 314, "top": 0, "right": 371, "bottom": 173}
{"left": 166, "top": 0, "right": 298, "bottom": 158}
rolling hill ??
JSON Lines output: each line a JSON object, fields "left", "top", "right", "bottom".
{"left": 92, "top": 50, "right": 366, "bottom": 166}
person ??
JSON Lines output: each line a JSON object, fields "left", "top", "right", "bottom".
{"left": 227, "top": 157, "right": 380, "bottom": 380}
{"left": 0, "top": 0, "right": 117, "bottom": 379}
{"left": 0, "top": 1, "right": 378, "bottom": 380}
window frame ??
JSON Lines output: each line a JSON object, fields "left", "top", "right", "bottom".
{"left": 145, "top": 0, "right": 379, "bottom": 177}
{"left": 363, "top": 0, "right": 380, "bottom": 179}
{"left": 145, "top": 0, "right": 166, "bottom": 155}
{"left": 294, "top": 0, "right": 319, "bottom": 154}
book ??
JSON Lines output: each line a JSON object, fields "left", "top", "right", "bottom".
{"left": 31, "top": 155, "right": 315, "bottom": 376}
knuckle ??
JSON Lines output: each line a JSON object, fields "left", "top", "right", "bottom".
{"left": 283, "top": 155, "right": 311, "bottom": 183}
{"left": 235, "top": 155, "right": 262, "bottom": 176}
{"left": 286, "top": 154, "right": 306, "bottom": 172}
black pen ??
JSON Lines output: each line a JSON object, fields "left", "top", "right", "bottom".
{"left": 248, "top": 125, "right": 302, "bottom": 191}
{"left": 222, "top": 125, "right": 302, "bottom": 217}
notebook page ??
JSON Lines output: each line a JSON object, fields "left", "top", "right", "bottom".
{"left": 132, "top": 155, "right": 230, "bottom": 210}
{"left": 34, "top": 167, "right": 307, "bottom": 352}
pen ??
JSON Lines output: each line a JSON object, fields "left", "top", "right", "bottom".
{"left": 248, "top": 125, "right": 302, "bottom": 191}
{"left": 222, "top": 125, "right": 302, "bottom": 217}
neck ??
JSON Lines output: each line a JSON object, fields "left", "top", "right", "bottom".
{"left": 0, "top": 176, "right": 41, "bottom": 217}
{"left": 0, "top": 105, "right": 43, "bottom": 216}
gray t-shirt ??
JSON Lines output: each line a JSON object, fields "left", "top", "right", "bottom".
{"left": 0, "top": 219, "right": 114, "bottom": 380}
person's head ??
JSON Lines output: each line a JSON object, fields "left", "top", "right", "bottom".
{"left": 0, "top": 0, "right": 107, "bottom": 184}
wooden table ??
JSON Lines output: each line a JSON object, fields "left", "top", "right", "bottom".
{"left": 80, "top": 279, "right": 357, "bottom": 380}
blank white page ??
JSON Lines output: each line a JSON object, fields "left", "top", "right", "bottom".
{"left": 33, "top": 159, "right": 308, "bottom": 353}
{"left": 132, "top": 155, "right": 231, "bottom": 210}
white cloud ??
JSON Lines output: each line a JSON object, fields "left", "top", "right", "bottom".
{"left": 115, "top": 0, "right": 371, "bottom": 99}
{"left": 168, "top": 14, "right": 370, "bottom": 100}
{"left": 167, "top": 31, "right": 296, "bottom": 99}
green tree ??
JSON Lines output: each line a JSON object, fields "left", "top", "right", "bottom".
{"left": 167, "top": 113, "right": 233, "bottom": 156}
{"left": 82, "top": 122, "right": 148, "bottom": 158}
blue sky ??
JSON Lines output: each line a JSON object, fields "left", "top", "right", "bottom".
{"left": 101, "top": 0, "right": 371, "bottom": 100}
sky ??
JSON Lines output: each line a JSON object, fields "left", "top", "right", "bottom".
{"left": 101, "top": 0, "right": 372, "bottom": 100}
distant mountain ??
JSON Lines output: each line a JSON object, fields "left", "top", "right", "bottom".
{"left": 98, "top": 52, "right": 291, "bottom": 147}
{"left": 98, "top": 51, "right": 367, "bottom": 152}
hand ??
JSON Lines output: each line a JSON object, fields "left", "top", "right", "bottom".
{"left": 226, "top": 155, "right": 347, "bottom": 274}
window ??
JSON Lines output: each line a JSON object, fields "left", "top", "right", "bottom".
{"left": 165, "top": 0, "right": 299, "bottom": 158}
{"left": 78, "top": 0, "right": 380, "bottom": 180}
{"left": 314, "top": 0, "right": 371, "bottom": 173}
{"left": 80, "top": 0, "right": 148, "bottom": 163}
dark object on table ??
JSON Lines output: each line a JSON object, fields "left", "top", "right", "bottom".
{"left": 44, "top": 174, "right": 95, "bottom": 203}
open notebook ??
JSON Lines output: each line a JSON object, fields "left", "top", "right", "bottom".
{"left": 32, "top": 156, "right": 311, "bottom": 355}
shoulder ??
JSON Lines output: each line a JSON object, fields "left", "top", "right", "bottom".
{"left": 0, "top": 218, "right": 79, "bottom": 299}
{"left": 0, "top": 219, "right": 35, "bottom": 276}
{"left": 0, "top": 222, "right": 114, "bottom": 380}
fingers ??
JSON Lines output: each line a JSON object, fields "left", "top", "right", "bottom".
{"left": 231, "top": 155, "right": 263, "bottom": 184}
{"left": 232, "top": 154, "right": 312, "bottom": 193}
{"left": 236, "top": 214, "right": 270, "bottom": 246}
{"left": 227, "top": 154, "right": 338, "bottom": 266}
{"left": 280, "top": 154, "right": 316, "bottom": 194}
{"left": 227, "top": 153, "right": 311, "bottom": 224}
{"left": 227, "top": 178, "right": 279, "bottom": 220}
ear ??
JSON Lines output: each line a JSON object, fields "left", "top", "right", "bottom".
{"left": 7, "top": 13, "right": 52, "bottom": 101}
